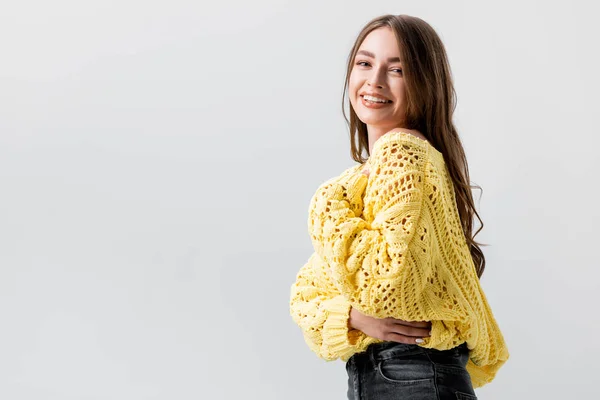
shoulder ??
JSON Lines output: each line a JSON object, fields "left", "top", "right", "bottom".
{"left": 370, "top": 131, "right": 430, "bottom": 172}
{"left": 393, "top": 128, "right": 428, "bottom": 142}
{"left": 374, "top": 130, "right": 430, "bottom": 151}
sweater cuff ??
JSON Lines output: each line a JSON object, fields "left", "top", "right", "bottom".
{"left": 321, "top": 295, "right": 365, "bottom": 360}
{"left": 466, "top": 359, "right": 494, "bottom": 388}
{"left": 466, "top": 355, "right": 508, "bottom": 389}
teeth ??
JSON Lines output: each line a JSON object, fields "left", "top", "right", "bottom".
{"left": 363, "top": 95, "right": 389, "bottom": 103}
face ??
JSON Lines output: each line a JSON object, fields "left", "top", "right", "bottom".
{"left": 349, "top": 27, "right": 407, "bottom": 135}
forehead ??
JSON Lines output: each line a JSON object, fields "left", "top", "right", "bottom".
{"left": 358, "top": 27, "right": 401, "bottom": 57}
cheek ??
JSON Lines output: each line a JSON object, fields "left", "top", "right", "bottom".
{"left": 348, "top": 75, "right": 360, "bottom": 104}
{"left": 393, "top": 83, "right": 406, "bottom": 100}
{"left": 349, "top": 69, "right": 364, "bottom": 90}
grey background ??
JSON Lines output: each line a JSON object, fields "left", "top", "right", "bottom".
{"left": 1, "top": 1, "right": 598, "bottom": 399}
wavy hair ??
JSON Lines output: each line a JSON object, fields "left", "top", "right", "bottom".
{"left": 342, "top": 14, "right": 487, "bottom": 278}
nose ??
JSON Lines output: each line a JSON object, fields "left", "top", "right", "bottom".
{"left": 367, "top": 66, "right": 386, "bottom": 89}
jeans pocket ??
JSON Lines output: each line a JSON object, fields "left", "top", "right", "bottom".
{"left": 375, "top": 357, "right": 435, "bottom": 385}
{"left": 455, "top": 391, "right": 477, "bottom": 399}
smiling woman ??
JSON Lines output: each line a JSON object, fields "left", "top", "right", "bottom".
{"left": 290, "top": 14, "right": 509, "bottom": 400}
{"left": 350, "top": 31, "right": 407, "bottom": 130}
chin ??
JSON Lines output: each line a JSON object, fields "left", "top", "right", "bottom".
{"left": 356, "top": 113, "right": 392, "bottom": 125}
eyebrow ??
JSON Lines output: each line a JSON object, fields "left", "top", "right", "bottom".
{"left": 356, "top": 50, "right": 401, "bottom": 63}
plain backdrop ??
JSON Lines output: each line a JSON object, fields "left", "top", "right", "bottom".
{"left": 1, "top": 1, "right": 599, "bottom": 399}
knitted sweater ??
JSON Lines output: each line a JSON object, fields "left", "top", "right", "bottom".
{"left": 289, "top": 131, "right": 509, "bottom": 388}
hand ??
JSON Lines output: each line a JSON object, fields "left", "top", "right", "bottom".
{"left": 361, "top": 168, "right": 370, "bottom": 177}
{"left": 349, "top": 307, "right": 431, "bottom": 344}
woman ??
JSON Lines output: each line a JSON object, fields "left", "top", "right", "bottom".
{"left": 289, "top": 14, "right": 509, "bottom": 399}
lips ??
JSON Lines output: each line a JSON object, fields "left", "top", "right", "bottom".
{"left": 359, "top": 92, "right": 392, "bottom": 103}
{"left": 360, "top": 95, "right": 392, "bottom": 109}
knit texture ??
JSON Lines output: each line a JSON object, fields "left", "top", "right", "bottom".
{"left": 289, "top": 131, "right": 509, "bottom": 388}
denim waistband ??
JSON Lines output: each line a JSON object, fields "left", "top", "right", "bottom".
{"left": 366, "top": 341, "right": 469, "bottom": 363}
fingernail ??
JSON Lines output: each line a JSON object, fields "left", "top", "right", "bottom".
{"left": 416, "top": 339, "right": 424, "bottom": 343}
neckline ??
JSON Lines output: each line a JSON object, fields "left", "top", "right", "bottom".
{"left": 366, "top": 131, "right": 443, "bottom": 164}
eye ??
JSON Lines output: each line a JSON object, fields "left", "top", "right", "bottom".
{"left": 355, "top": 61, "right": 402, "bottom": 75}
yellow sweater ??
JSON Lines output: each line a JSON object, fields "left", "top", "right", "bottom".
{"left": 289, "top": 131, "right": 509, "bottom": 388}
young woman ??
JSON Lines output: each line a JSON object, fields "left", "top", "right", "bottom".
{"left": 290, "top": 14, "right": 509, "bottom": 399}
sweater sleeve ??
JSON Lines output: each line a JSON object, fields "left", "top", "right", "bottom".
{"left": 289, "top": 254, "right": 368, "bottom": 361}
{"left": 307, "top": 138, "right": 429, "bottom": 320}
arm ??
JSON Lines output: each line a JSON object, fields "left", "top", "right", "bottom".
{"left": 289, "top": 254, "right": 367, "bottom": 361}
{"left": 307, "top": 137, "right": 429, "bottom": 320}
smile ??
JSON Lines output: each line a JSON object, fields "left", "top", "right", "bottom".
{"left": 361, "top": 95, "right": 392, "bottom": 108}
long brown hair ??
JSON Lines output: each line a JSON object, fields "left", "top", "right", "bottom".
{"left": 342, "top": 14, "right": 487, "bottom": 278}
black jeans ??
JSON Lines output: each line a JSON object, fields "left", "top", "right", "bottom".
{"left": 345, "top": 341, "right": 477, "bottom": 399}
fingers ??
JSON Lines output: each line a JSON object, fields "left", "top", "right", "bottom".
{"left": 381, "top": 319, "right": 431, "bottom": 344}
{"left": 385, "top": 332, "right": 428, "bottom": 345}
{"left": 392, "top": 323, "right": 430, "bottom": 338}
{"left": 392, "top": 319, "right": 431, "bottom": 329}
